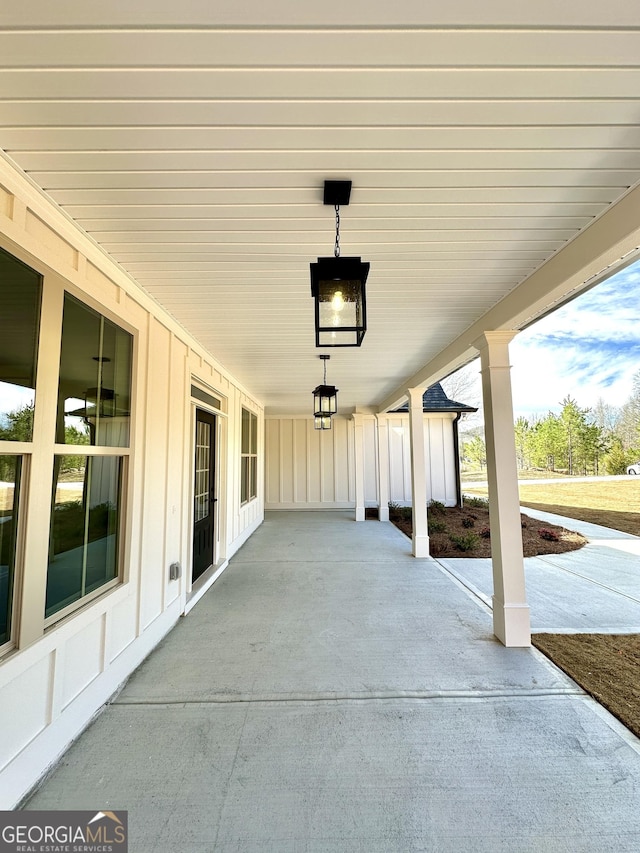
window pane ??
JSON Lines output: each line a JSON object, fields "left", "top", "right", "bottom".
{"left": 241, "top": 457, "right": 248, "bottom": 504}
{"left": 249, "top": 455, "right": 257, "bottom": 500}
{"left": 250, "top": 412, "right": 257, "bottom": 454}
{"left": 58, "top": 295, "right": 133, "bottom": 448}
{"left": 241, "top": 408, "right": 251, "bottom": 454}
{"left": 194, "top": 420, "right": 210, "bottom": 522}
{"left": 0, "top": 456, "right": 21, "bottom": 645}
{"left": 46, "top": 455, "right": 122, "bottom": 618}
{"left": 0, "top": 248, "right": 41, "bottom": 442}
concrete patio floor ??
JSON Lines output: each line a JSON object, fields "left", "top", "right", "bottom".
{"left": 25, "top": 511, "right": 640, "bottom": 852}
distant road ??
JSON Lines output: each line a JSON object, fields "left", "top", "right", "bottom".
{"left": 462, "top": 474, "right": 633, "bottom": 489}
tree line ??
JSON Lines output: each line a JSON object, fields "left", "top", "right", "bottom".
{"left": 462, "top": 371, "right": 640, "bottom": 476}
{"left": 0, "top": 403, "right": 89, "bottom": 482}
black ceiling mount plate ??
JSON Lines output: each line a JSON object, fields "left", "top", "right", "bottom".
{"left": 323, "top": 180, "right": 352, "bottom": 206}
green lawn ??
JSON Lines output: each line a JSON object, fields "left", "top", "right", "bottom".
{"left": 464, "top": 479, "right": 640, "bottom": 536}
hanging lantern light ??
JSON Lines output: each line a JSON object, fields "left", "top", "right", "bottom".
{"left": 313, "top": 354, "right": 338, "bottom": 430}
{"left": 310, "top": 180, "right": 369, "bottom": 347}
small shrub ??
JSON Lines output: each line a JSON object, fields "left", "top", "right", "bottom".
{"left": 462, "top": 516, "right": 475, "bottom": 529}
{"left": 479, "top": 526, "right": 491, "bottom": 539}
{"left": 539, "top": 528, "right": 560, "bottom": 542}
{"left": 428, "top": 499, "right": 446, "bottom": 515}
{"left": 388, "top": 501, "right": 401, "bottom": 517}
{"left": 399, "top": 506, "right": 412, "bottom": 520}
{"left": 464, "top": 496, "right": 489, "bottom": 510}
{"left": 428, "top": 518, "right": 447, "bottom": 534}
{"left": 449, "top": 532, "right": 479, "bottom": 552}
{"left": 429, "top": 538, "right": 446, "bottom": 557}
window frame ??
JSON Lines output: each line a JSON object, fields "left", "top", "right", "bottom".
{"left": 240, "top": 407, "right": 258, "bottom": 505}
{"left": 0, "top": 454, "right": 26, "bottom": 654}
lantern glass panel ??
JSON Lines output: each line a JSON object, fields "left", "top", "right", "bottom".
{"left": 314, "top": 415, "right": 332, "bottom": 430}
{"left": 317, "top": 279, "right": 363, "bottom": 346}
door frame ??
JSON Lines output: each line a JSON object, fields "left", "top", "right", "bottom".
{"left": 186, "top": 383, "right": 227, "bottom": 603}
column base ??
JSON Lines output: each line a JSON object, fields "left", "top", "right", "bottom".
{"left": 355, "top": 506, "right": 366, "bottom": 522}
{"left": 378, "top": 506, "right": 390, "bottom": 522}
{"left": 412, "top": 534, "right": 430, "bottom": 558}
{"left": 492, "top": 598, "right": 531, "bottom": 647}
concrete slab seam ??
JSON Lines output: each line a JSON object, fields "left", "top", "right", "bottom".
{"left": 433, "top": 558, "right": 493, "bottom": 611}
{"left": 112, "top": 689, "right": 584, "bottom": 708}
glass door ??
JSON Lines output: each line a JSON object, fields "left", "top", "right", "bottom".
{"left": 192, "top": 409, "right": 217, "bottom": 582}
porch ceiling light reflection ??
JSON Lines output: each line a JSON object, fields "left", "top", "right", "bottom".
{"left": 310, "top": 180, "right": 369, "bottom": 347}
{"left": 313, "top": 354, "right": 338, "bottom": 430}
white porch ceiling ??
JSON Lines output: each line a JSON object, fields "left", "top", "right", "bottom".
{"left": 1, "top": 2, "right": 640, "bottom": 414}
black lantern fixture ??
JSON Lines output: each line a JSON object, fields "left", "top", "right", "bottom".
{"left": 313, "top": 354, "right": 338, "bottom": 430}
{"left": 310, "top": 180, "right": 369, "bottom": 347}
{"left": 83, "top": 386, "right": 117, "bottom": 422}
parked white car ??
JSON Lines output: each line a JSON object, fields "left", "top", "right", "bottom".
{"left": 627, "top": 462, "right": 640, "bottom": 475}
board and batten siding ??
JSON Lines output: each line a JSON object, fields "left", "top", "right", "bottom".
{"left": 265, "top": 412, "right": 458, "bottom": 512}
{"left": 0, "top": 156, "right": 264, "bottom": 807}
{"left": 377, "top": 414, "right": 459, "bottom": 507}
{"left": 265, "top": 417, "right": 355, "bottom": 509}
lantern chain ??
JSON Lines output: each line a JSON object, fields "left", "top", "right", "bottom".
{"left": 334, "top": 204, "right": 340, "bottom": 258}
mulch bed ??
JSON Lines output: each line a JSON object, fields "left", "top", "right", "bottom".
{"left": 532, "top": 633, "right": 640, "bottom": 740}
{"left": 390, "top": 501, "right": 586, "bottom": 559}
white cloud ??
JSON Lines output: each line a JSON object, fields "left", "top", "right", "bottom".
{"left": 508, "top": 261, "right": 640, "bottom": 417}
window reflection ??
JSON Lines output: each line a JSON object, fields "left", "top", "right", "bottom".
{"left": 0, "top": 457, "right": 20, "bottom": 645}
{"left": 46, "top": 455, "right": 122, "bottom": 618}
{"left": 0, "top": 248, "right": 41, "bottom": 442}
{"left": 58, "top": 295, "right": 133, "bottom": 448}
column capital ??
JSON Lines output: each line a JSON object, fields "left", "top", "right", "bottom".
{"left": 406, "top": 386, "right": 425, "bottom": 408}
{"left": 472, "top": 330, "right": 519, "bottom": 355}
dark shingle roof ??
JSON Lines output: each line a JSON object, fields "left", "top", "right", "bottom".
{"left": 392, "top": 382, "right": 477, "bottom": 413}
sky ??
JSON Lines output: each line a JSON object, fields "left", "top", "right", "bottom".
{"left": 445, "top": 256, "right": 640, "bottom": 424}
{"left": 509, "top": 258, "right": 640, "bottom": 418}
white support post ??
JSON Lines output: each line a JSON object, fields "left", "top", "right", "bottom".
{"left": 474, "top": 331, "right": 531, "bottom": 647}
{"left": 352, "top": 413, "right": 366, "bottom": 521}
{"left": 407, "top": 387, "right": 429, "bottom": 557}
{"left": 376, "top": 415, "right": 390, "bottom": 521}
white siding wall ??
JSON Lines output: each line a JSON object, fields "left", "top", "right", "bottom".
{"left": 265, "top": 413, "right": 458, "bottom": 512}
{"left": 265, "top": 417, "right": 355, "bottom": 509}
{"left": 0, "top": 158, "right": 264, "bottom": 807}
{"left": 376, "top": 414, "right": 458, "bottom": 507}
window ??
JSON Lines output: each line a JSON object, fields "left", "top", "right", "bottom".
{"left": 0, "top": 248, "right": 134, "bottom": 646}
{"left": 241, "top": 408, "right": 257, "bottom": 504}
{"left": 46, "top": 295, "right": 132, "bottom": 620}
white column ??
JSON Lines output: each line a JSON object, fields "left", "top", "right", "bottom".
{"left": 474, "top": 331, "right": 531, "bottom": 647}
{"left": 352, "top": 413, "right": 366, "bottom": 521}
{"left": 407, "top": 387, "right": 429, "bottom": 557}
{"left": 376, "top": 415, "right": 390, "bottom": 521}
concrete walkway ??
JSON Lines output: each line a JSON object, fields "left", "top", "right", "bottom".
{"left": 26, "top": 511, "right": 640, "bottom": 852}
{"left": 441, "top": 507, "right": 640, "bottom": 633}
